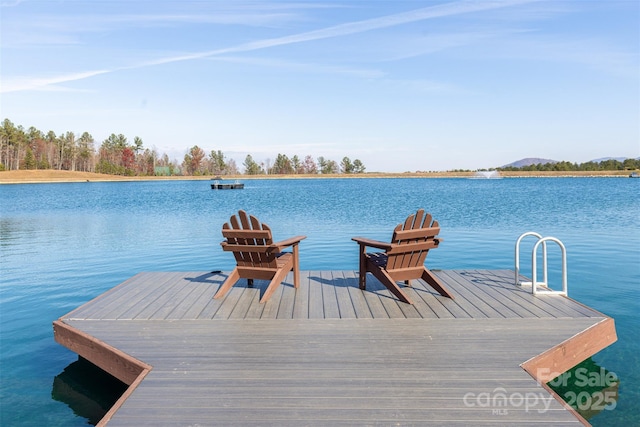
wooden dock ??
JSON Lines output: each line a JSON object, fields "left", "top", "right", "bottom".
{"left": 53, "top": 270, "right": 616, "bottom": 426}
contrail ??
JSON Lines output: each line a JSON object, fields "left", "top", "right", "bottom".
{"left": 2, "top": 70, "right": 111, "bottom": 93}
{"left": 140, "top": 0, "right": 539, "bottom": 66}
{"left": 2, "top": 0, "right": 540, "bottom": 93}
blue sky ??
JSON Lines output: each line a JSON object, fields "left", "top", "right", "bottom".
{"left": 1, "top": 0, "right": 638, "bottom": 172}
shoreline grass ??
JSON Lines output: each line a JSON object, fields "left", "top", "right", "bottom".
{"left": 0, "top": 169, "right": 634, "bottom": 184}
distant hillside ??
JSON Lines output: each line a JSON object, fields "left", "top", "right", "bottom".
{"left": 501, "top": 157, "right": 638, "bottom": 169}
{"left": 501, "top": 158, "right": 557, "bottom": 168}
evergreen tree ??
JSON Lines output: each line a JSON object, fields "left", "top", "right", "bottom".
{"left": 243, "top": 154, "right": 262, "bottom": 175}
{"left": 352, "top": 159, "right": 366, "bottom": 173}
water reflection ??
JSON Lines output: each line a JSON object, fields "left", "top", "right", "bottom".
{"left": 52, "top": 357, "right": 127, "bottom": 426}
{"left": 548, "top": 357, "right": 620, "bottom": 422}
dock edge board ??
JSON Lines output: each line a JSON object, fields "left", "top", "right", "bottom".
{"left": 53, "top": 320, "right": 152, "bottom": 427}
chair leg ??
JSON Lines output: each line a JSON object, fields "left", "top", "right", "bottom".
{"left": 260, "top": 268, "right": 290, "bottom": 304}
{"left": 368, "top": 264, "right": 413, "bottom": 304}
{"left": 421, "top": 267, "right": 455, "bottom": 299}
{"left": 358, "top": 245, "right": 367, "bottom": 290}
{"left": 358, "top": 269, "right": 367, "bottom": 290}
{"left": 214, "top": 268, "right": 240, "bottom": 299}
{"left": 292, "top": 244, "right": 301, "bottom": 289}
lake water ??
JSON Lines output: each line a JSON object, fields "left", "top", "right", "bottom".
{"left": 1, "top": 177, "right": 638, "bottom": 426}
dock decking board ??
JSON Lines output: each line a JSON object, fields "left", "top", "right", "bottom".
{"left": 54, "top": 270, "right": 616, "bottom": 426}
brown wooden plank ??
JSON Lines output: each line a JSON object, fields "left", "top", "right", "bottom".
{"left": 522, "top": 317, "right": 618, "bottom": 382}
{"left": 53, "top": 320, "right": 150, "bottom": 385}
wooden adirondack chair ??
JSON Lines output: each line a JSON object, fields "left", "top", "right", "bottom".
{"left": 214, "top": 210, "right": 306, "bottom": 303}
{"left": 351, "top": 209, "right": 454, "bottom": 304}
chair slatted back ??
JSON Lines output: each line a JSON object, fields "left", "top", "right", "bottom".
{"left": 221, "top": 210, "right": 278, "bottom": 268}
{"left": 386, "top": 209, "right": 440, "bottom": 270}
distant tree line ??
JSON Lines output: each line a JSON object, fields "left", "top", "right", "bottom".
{"left": 497, "top": 159, "right": 640, "bottom": 172}
{"left": 238, "top": 153, "right": 365, "bottom": 175}
{"left": 0, "top": 119, "right": 365, "bottom": 176}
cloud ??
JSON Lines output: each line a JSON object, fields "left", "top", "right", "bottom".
{"left": 1, "top": 0, "right": 540, "bottom": 93}
{"left": 2, "top": 70, "right": 111, "bottom": 93}
{"left": 0, "top": 0, "right": 26, "bottom": 7}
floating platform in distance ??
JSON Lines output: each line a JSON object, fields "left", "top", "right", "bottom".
{"left": 211, "top": 180, "right": 244, "bottom": 190}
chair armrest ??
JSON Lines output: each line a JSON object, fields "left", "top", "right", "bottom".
{"left": 351, "top": 236, "right": 393, "bottom": 251}
{"left": 273, "top": 235, "right": 306, "bottom": 251}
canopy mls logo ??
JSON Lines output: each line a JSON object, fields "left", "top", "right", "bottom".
{"left": 543, "top": 366, "right": 619, "bottom": 413}
{"left": 462, "top": 387, "right": 555, "bottom": 415}
{"left": 463, "top": 366, "right": 619, "bottom": 416}
{"left": 544, "top": 366, "right": 619, "bottom": 389}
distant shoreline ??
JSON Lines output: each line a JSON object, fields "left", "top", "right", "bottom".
{"left": 0, "top": 169, "right": 634, "bottom": 184}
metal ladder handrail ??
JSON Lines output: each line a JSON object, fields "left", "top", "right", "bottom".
{"left": 532, "top": 237, "right": 567, "bottom": 296}
{"left": 515, "top": 232, "right": 568, "bottom": 296}
{"left": 515, "top": 232, "right": 547, "bottom": 287}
